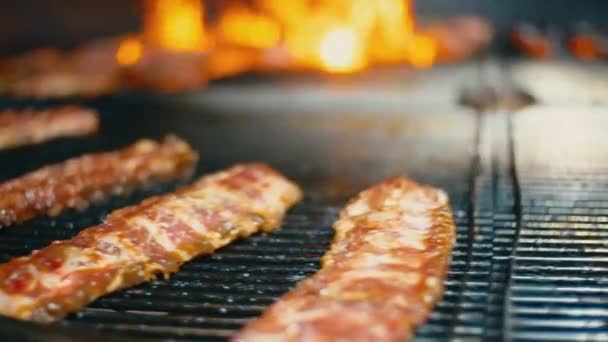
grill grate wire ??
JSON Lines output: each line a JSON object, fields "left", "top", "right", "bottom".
{"left": 0, "top": 94, "right": 607, "bottom": 341}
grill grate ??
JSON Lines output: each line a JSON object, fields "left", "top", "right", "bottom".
{"left": 0, "top": 98, "right": 477, "bottom": 341}
{"left": 70, "top": 203, "right": 337, "bottom": 341}
{"left": 503, "top": 107, "right": 608, "bottom": 342}
{"left": 0, "top": 93, "right": 607, "bottom": 341}
{"left": 508, "top": 175, "right": 608, "bottom": 341}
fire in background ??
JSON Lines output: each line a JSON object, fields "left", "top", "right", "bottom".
{"left": 217, "top": 0, "right": 436, "bottom": 72}
{"left": 0, "top": 0, "right": 493, "bottom": 99}
{"left": 144, "top": 0, "right": 208, "bottom": 52}
{"left": 118, "top": 0, "right": 439, "bottom": 74}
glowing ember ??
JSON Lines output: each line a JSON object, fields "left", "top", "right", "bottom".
{"left": 116, "top": 37, "right": 143, "bottom": 66}
{"left": 319, "top": 28, "right": 366, "bottom": 73}
{"left": 143, "top": 0, "right": 207, "bottom": 52}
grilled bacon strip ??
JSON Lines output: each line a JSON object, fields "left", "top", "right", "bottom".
{"left": 235, "top": 176, "right": 455, "bottom": 342}
{"left": 0, "top": 163, "right": 302, "bottom": 322}
{"left": 0, "top": 38, "right": 122, "bottom": 99}
{"left": 0, "top": 135, "right": 198, "bottom": 228}
{"left": 0, "top": 106, "right": 99, "bottom": 150}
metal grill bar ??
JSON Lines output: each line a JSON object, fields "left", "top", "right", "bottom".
{"left": 4, "top": 91, "right": 608, "bottom": 341}
{"left": 0, "top": 89, "right": 481, "bottom": 341}
{"left": 505, "top": 107, "right": 608, "bottom": 342}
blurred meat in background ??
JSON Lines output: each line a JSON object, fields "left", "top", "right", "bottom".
{"left": 0, "top": 0, "right": 606, "bottom": 99}
{"left": 0, "top": 0, "right": 496, "bottom": 98}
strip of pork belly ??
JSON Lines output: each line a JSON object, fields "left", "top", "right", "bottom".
{"left": 0, "top": 135, "right": 198, "bottom": 228}
{"left": 0, "top": 106, "right": 99, "bottom": 150}
{"left": 0, "top": 39, "right": 121, "bottom": 98}
{"left": 235, "top": 176, "right": 455, "bottom": 342}
{"left": 0, "top": 163, "right": 302, "bottom": 322}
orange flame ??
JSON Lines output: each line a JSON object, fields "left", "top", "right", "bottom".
{"left": 247, "top": 0, "right": 436, "bottom": 72}
{"left": 116, "top": 36, "right": 144, "bottom": 66}
{"left": 117, "top": 0, "right": 208, "bottom": 67}
{"left": 217, "top": 4, "right": 281, "bottom": 50}
{"left": 143, "top": 0, "right": 208, "bottom": 52}
{"left": 319, "top": 28, "right": 366, "bottom": 73}
{"left": 406, "top": 33, "right": 437, "bottom": 68}
{"left": 119, "top": 0, "right": 436, "bottom": 75}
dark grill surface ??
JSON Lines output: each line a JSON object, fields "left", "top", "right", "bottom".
{"left": 0, "top": 66, "right": 607, "bottom": 341}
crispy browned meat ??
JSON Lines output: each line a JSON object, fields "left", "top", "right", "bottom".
{"left": 0, "top": 37, "right": 208, "bottom": 97}
{"left": 510, "top": 24, "right": 552, "bottom": 59}
{"left": 0, "top": 163, "right": 301, "bottom": 322}
{"left": 0, "top": 135, "right": 198, "bottom": 228}
{"left": 567, "top": 24, "right": 608, "bottom": 61}
{"left": 0, "top": 39, "right": 122, "bottom": 98}
{"left": 235, "top": 176, "right": 455, "bottom": 342}
{"left": 0, "top": 48, "right": 63, "bottom": 94}
{"left": 123, "top": 48, "right": 207, "bottom": 92}
{"left": 0, "top": 106, "right": 99, "bottom": 150}
{"left": 422, "top": 16, "right": 494, "bottom": 63}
